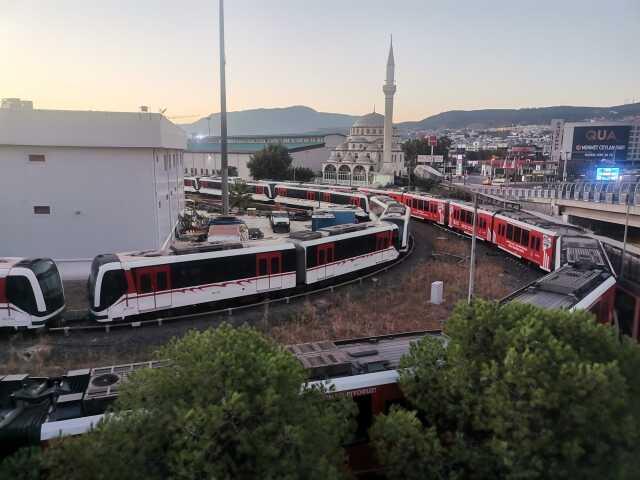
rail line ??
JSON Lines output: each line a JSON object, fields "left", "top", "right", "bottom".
{"left": 47, "top": 234, "right": 415, "bottom": 335}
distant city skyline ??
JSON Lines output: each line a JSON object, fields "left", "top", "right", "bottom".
{"left": 1, "top": 0, "right": 638, "bottom": 122}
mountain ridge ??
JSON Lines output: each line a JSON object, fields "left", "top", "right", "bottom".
{"left": 180, "top": 103, "right": 640, "bottom": 135}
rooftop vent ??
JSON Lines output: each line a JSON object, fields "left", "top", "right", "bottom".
{"left": 321, "top": 223, "right": 368, "bottom": 236}
{"left": 289, "top": 341, "right": 352, "bottom": 380}
{"left": 566, "top": 247, "right": 604, "bottom": 267}
{"left": 538, "top": 268, "right": 603, "bottom": 296}
{"left": 289, "top": 231, "right": 323, "bottom": 241}
{"left": 83, "top": 361, "right": 169, "bottom": 415}
{"left": 170, "top": 242, "right": 243, "bottom": 255}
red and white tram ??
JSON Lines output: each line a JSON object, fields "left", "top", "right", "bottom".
{"left": 88, "top": 242, "right": 298, "bottom": 322}
{"left": 183, "top": 177, "right": 199, "bottom": 193}
{"left": 401, "top": 192, "right": 448, "bottom": 225}
{"left": 274, "top": 184, "right": 370, "bottom": 213}
{"left": 447, "top": 201, "right": 494, "bottom": 241}
{"left": 0, "top": 258, "right": 65, "bottom": 329}
{"left": 288, "top": 223, "right": 399, "bottom": 285}
{"left": 89, "top": 222, "right": 401, "bottom": 322}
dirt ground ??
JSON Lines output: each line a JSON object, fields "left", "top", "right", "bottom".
{"left": 0, "top": 222, "right": 541, "bottom": 376}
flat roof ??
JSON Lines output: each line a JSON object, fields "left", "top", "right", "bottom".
{"left": 289, "top": 330, "right": 443, "bottom": 380}
{"left": 187, "top": 140, "right": 325, "bottom": 154}
{"left": 506, "top": 265, "right": 613, "bottom": 310}
{"left": 0, "top": 109, "right": 186, "bottom": 149}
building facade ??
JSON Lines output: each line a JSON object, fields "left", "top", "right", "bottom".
{"left": 322, "top": 41, "right": 405, "bottom": 186}
{"left": 184, "top": 134, "right": 345, "bottom": 179}
{"left": 0, "top": 108, "right": 186, "bottom": 279}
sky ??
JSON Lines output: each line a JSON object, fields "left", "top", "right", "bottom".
{"left": 1, "top": 0, "right": 638, "bottom": 122}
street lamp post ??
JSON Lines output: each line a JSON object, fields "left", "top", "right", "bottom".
{"left": 621, "top": 196, "right": 631, "bottom": 279}
{"left": 467, "top": 193, "right": 478, "bottom": 304}
{"left": 562, "top": 151, "right": 569, "bottom": 182}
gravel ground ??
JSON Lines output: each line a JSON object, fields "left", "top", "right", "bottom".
{"left": 0, "top": 220, "right": 542, "bottom": 375}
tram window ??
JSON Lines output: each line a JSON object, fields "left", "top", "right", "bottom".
{"left": 532, "top": 237, "right": 540, "bottom": 251}
{"left": 258, "top": 258, "right": 268, "bottom": 276}
{"left": 157, "top": 271, "right": 168, "bottom": 291}
{"left": 7, "top": 276, "right": 38, "bottom": 314}
{"left": 270, "top": 256, "right": 280, "bottom": 273}
{"left": 506, "top": 224, "right": 513, "bottom": 240}
{"left": 350, "top": 394, "right": 374, "bottom": 444}
{"left": 139, "top": 274, "right": 152, "bottom": 293}
{"left": 521, "top": 229, "right": 530, "bottom": 247}
{"left": 513, "top": 227, "right": 521, "bottom": 243}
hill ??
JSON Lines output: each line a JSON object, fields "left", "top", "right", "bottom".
{"left": 180, "top": 106, "right": 358, "bottom": 136}
{"left": 179, "top": 103, "right": 640, "bottom": 136}
{"left": 398, "top": 103, "right": 640, "bottom": 131}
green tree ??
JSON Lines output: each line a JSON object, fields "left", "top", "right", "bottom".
{"left": 0, "top": 447, "right": 44, "bottom": 480}
{"left": 228, "top": 165, "right": 238, "bottom": 177}
{"left": 247, "top": 144, "right": 292, "bottom": 180}
{"left": 45, "top": 325, "right": 355, "bottom": 480}
{"left": 402, "top": 136, "right": 451, "bottom": 189}
{"left": 371, "top": 301, "right": 640, "bottom": 480}
{"left": 229, "top": 179, "right": 252, "bottom": 211}
{"left": 288, "top": 166, "right": 315, "bottom": 183}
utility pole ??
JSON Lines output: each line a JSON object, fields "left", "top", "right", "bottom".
{"left": 467, "top": 193, "right": 478, "bottom": 304}
{"left": 621, "top": 197, "right": 631, "bottom": 278}
{"left": 219, "top": 0, "right": 229, "bottom": 215}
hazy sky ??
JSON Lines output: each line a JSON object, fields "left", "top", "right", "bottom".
{"left": 1, "top": 0, "right": 638, "bottom": 121}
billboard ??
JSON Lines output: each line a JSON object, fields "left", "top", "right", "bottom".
{"left": 596, "top": 167, "right": 620, "bottom": 181}
{"left": 571, "top": 125, "right": 630, "bottom": 162}
{"left": 417, "top": 154, "right": 444, "bottom": 165}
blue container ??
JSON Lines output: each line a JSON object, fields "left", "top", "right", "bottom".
{"left": 311, "top": 213, "right": 335, "bottom": 231}
{"left": 330, "top": 208, "right": 356, "bottom": 225}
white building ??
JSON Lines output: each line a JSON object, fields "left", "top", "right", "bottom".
{"left": 322, "top": 40, "right": 404, "bottom": 186}
{"left": 184, "top": 134, "right": 345, "bottom": 179}
{"left": 0, "top": 108, "right": 186, "bottom": 279}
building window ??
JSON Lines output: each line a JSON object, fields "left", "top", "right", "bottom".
{"left": 33, "top": 206, "right": 51, "bottom": 215}
{"left": 29, "top": 154, "right": 45, "bottom": 162}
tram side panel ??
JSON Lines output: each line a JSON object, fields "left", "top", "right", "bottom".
{"left": 89, "top": 245, "right": 298, "bottom": 322}
{"left": 492, "top": 215, "right": 556, "bottom": 272}
{"left": 447, "top": 202, "right": 493, "bottom": 241}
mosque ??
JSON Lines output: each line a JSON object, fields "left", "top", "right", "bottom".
{"left": 322, "top": 40, "right": 405, "bottom": 186}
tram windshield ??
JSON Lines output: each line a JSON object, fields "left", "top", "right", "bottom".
{"left": 30, "top": 259, "right": 64, "bottom": 311}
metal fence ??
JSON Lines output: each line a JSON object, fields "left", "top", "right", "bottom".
{"left": 474, "top": 181, "right": 640, "bottom": 206}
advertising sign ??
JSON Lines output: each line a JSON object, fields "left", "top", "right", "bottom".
{"left": 572, "top": 126, "right": 630, "bottom": 162}
{"left": 417, "top": 154, "right": 444, "bottom": 165}
{"left": 427, "top": 135, "right": 438, "bottom": 146}
{"left": 596, "top": 167, "right": 620, "bottom": 181}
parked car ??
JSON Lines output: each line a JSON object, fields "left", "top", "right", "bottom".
{"left": 270, "top": 211, "right": 291, "bottom": 233}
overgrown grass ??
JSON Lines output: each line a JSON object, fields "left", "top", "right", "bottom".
{"left": 268, "top": 236, "right": 513, "bottom": 345}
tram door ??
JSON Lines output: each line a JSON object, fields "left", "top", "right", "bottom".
{"left": 376, "top": 231, "right": 392, "bottom": 262}
{"left": 316, "top": 244, "right": 335, "bottom": 281}
{"left": 135, "top": 266, "right": 172, "bottom": 312}
{"left": 256, "top": 253, "right": 282, "bottom": 291}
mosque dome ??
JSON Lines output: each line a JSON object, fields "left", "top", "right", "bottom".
{"left": 353, "top": 112, "right": 385, "bottom": 128}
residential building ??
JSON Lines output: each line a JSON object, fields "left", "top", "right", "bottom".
{"left": 0, "top": 108, "right": 186, "bottom": 278}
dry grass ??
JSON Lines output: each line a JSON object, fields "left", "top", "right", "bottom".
{"left": 268, "top": 236, "right": 513, "bottom": 345}
{"left": 0, "top": 335, "right": 154, "bottom": 376}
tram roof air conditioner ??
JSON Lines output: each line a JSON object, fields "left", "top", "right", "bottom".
{"left": 82, "top": 360, "right": 169, "bottom": 415}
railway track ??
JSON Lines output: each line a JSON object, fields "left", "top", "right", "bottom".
{"left": 47, "top": 235, "right": 416, "bottom": 336}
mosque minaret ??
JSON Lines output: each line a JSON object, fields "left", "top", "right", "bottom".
{"left": 321, "top": 38, "right": 405, "bottom": 186}
{"left": 382, "top": 37, "right": 396, "bottom": 172}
